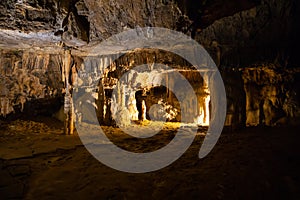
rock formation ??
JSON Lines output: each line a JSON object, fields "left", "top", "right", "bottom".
{"left": 0, "top": 0, "right": 299, "bottom": 129}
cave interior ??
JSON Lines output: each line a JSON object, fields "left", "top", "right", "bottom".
{"left": 0, "top": 0, "right": 300, "bottom": 199}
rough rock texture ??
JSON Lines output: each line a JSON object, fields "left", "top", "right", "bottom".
{"left": 0, "top": 0, "right": 299, "bottom": 128}
{"left": 71, "top": 51, "right": 211, "bottom": 126}
{"left": 0, "top": 0, "right": 271, "bottom": 44}
{"left": 221, "top": 64, "right": 300, "bottom": 128}
{"left": 197, "top": 0, "right": 300, "bottom": 67}
{"left": 222, "top": 67, "right": 246, "bottom": 129}
{"left": 0, "top": 50, "right": 64, "bottom": 117}
{"left": 0, "top": 0, "right": 184, "bottom": 43}
{"left": 242, "top": 65, "right": 300, "bottom": 126}
{"left": 194, "top": 0, "right": 300, "bottom": 127}
{"left": 0, "top": 0, "right": 68, "bottom": 33}
{"left": 83, "top": 0, "right": 183, "bottom": 41}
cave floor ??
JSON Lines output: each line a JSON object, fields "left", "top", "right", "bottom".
{"left": 0, "top": 117, "right": 300, "bottom": 200}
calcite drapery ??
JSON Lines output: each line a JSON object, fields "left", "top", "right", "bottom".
{"left": 0, "top": 50, "right": 63, "bottom": 117}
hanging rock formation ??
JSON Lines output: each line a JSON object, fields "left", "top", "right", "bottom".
{"left": 0, "top": 0, "right": 299, "bottom": 128}
{"left": 0, "top": 49, "right": 64, "bottom": 117}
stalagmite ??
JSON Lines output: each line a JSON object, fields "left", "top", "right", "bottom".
{"left": 128, "top": 92, "right": 139, "bottom": 120}
{"left": 141, "top": 100, "right": 146, "bottom": 121}
{"left": 117, "top": 81, "right": 121, "bottom": 105}
{"left": 113, "top": 80, "right": 131, "bottom": 127}
{"left": 204, "top": 93, "right": 211, "bottom": 125}
{"left": 166, "top": 72, "right": 169, "bottom": 99}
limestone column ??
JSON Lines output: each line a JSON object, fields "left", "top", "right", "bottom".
{"left": 63, "top": 49, "right": 74, "bottom": 135}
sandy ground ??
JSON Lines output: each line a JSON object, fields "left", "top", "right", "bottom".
{"left": 0, "top": 117, "right": 300, "bottom": 199}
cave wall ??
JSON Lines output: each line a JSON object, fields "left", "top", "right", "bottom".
{"left": 0, "top": 50, "right": 64, "bottom": 118}
{"left": 222, "top": 65, "right": 300, "bottom": 128}
{"left": 197, "top": 0, "right": 300, "bottom": 127}
{"left": 0, "top": 0, "right": 184, "bottom": 43}
{"left": 197, "top": 0, "right": 300, "bottom": 67}
{"left": 72, "top": 52, "right": 211, "bottom": 126}
{"left": 242, "top": 65, "right": 300, "bottom": 126}
{"left": 0, "top": 48, "right": 299, "bottom": 127}
{"left": 0, "top": 0, "right": 299, "bottom": 127}
{"left": 222, "top": 67, "right": 246, "bottom": 129}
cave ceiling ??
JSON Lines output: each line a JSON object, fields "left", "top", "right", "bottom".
{"left": 0, "top": 0, "right": 265, "bottom": 51}
{"left": 0, "top": 0, "right": 299, "bottom": 65}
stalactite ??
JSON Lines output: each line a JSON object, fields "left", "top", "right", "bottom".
{"left": 0, "top": 50, "right": 63, "bottom": 117}
{"left": 0, "top": 97, "right": 14, "bottom": 117}
{"left": 103, "top": 56, "right": 109, "bottom": 70}
{"left": 71, "top": 64, "right": 78, "bottom": 86}
{"left": 98, "top": 56, "right": 103, "bottom": 73}
{"left": 117, "top": 81, "right": 121, "bottom": 106}
{"left": 18, "top": 95, "right": 26, "bottom": 112}
{"left": 96, "top": 81, "right": 105, "bottom": 122}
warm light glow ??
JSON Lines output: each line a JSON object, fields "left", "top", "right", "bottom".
{"left": 128, "top": 94, "right": 139, "bottom": 120}
{"left": 141, "top": 100, "right": 147, "bottom": 121}
{"left": 196, "top": 92, "right": 210, "bottom": 126}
